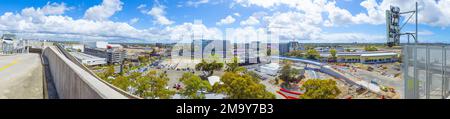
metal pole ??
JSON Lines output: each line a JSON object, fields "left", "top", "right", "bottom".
{"left": 407, "top": 34, "right": 410, "bottom": 44}
{"left": 416, "top": 2, "right": 418, "bottom": 44}
{"left": 442, "top": 46, "right": 446, "bottom": 99}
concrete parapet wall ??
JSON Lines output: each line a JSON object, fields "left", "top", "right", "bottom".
{"left": 42, "top": 46, "right": 127, "bottom": 99}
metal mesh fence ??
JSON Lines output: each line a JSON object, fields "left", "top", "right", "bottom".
{"left": 403, "top": 45, "right": 450, "bottom": 99}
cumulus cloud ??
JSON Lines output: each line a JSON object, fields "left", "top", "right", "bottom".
{"left": 41, "top": 2, "right": 72, "bottom": 15}
{"left": 139, "top": 4, "right": 174, "bottom": 25}
{"left": 0, "top": 2, "right": 168, "bottom": 43}
{"left": 240, "top": 16, "right": 260, "bottom": 26}
{"left": 0, "top": 1, "right": 224, "bottom": 43}
{"left": 84, "top": 0, "right": 123, "bottom": 21}
{"left": 234, "top": 0, "right": 450, "bottom": 27}
{"left": 167, "top": 20, "right": 222, "bottom": 41}
{"left": 264, "top": 11, "right": 322, "bottom": 41}
{"left": 216, "top": 15, "right": 236, "bottom": 25}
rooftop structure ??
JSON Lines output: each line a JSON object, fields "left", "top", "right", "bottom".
{"left": 320, "top": 51, "right": 399, "bottom": 64}
{"left": 84, "top": 41, "right": 108, "bottom": 49}
{"left": 84, "top": 47, "right": 126, "bottom": 64}
{"left": 69, "top": 52, "right": 107, "bottom": 66}
{"left": 260, "top": 63, "right": 281, "bottom": 76}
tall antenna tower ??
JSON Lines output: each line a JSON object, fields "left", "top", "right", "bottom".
{"left": 386, "top": 2, "right": 418, "bottom": 47}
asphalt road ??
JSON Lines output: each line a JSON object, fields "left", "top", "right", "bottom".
{"left": 354, "top": 68, "right": 403, "bottom": 96}
{"left": 0, "top": 54, "right": 43, "bottom": 99}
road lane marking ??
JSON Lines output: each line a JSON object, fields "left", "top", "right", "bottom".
{"left": 0, "top": 59, "right": 19, "bottom": 72}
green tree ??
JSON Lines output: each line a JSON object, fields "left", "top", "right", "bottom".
{"left": 213, "top": 72, "right": 275, "bottom": 99}
{"left": 225, "top": 57, "right": 246, "bottom": 73}
{"left": 98, "top": 65, "right": 116, "bottom": 81}
{"left": 179, "top": 73, "right": 211, "bottom": 99}
{"left": 105, "top": 65, "right": 115, "bottom": 77}
{"left": 111, "top": 75, "right": 130, "bottom": 91}
{"left": 299, "top": 79, "right": 341, "bottom": 99}
{"left": 138, "top": 56, "right": 150, "bottom": 66}
{"left": 364, "top": 45, "right": 378, "bottom": 51}
{"left": 278, "top": 61, "right": 304, "bottom": 89}
{"left": 195, "top": 60, "right": 224, "bottom": 77}
{"left": 305, "top": 49, "right": 320, "bottom": 60}
{"left": 329, "top": 48, "right": 337, "bottom": 61}
{"left": 135, "top": 70, "right": 175, "bottom": 99}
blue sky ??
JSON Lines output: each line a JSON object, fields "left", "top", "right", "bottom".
{"left": 0, "top": 0, "right": 449, "bottom": 43}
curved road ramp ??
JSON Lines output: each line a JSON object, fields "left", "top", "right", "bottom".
{"left": 42, "top": 46, "right": 128, "bottom": 99}
{"left": 0, "top": 54, "right": 43, "bottom": 99}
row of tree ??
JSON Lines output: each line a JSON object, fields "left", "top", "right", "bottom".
{"left": 98, "top": 56, "right": 340, "bottom": 99}
{"left": 364, "top": 45, "right": 378, "bottom": 51}
{"left": 100, "top": 67, "right": 175, "bottom": 99}
{"left": 286, "top": 49, "right": 320, "bottom": 60}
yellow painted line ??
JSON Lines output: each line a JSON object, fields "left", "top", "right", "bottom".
{"left": 0, "top": 59, "right": 19, "bottom": 72}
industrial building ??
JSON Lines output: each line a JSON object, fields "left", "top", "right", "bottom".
{"left": 83, "top": 41, "right": 126, "bottom": 64}
{"left": 320, "top": 52, "right": 399, "bottom": 64}
{"left": 189, "top": 40, "right": 268, "bottom": 64}
{"left": 69, "top": 52, "right": 107, "bottom": 66}
{"left": 64, "top": 44, "right": 85, "bottom": 52}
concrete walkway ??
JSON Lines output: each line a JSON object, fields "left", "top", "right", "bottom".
{"left": 0, "top": 54, "right": 43, "bottom": 99}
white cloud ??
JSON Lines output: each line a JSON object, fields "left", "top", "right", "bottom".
{"left": 226, "top": 26, "right": 267, "bottom": 43}
{"left": 143, "top": 5, "right": 174, "bottom": 25}
{"left": 166, "top": 20, "right": 222, "bottom": 41}
{"left": 84, "top": 0, "right": 123, "bottom": 21}
{"left": 265, "top": 11, "right": 322, "bottom": 41}
{"left": 137, "top": 4, "right": 146, "bottom": 9}
{"left": 324, "top": 0, "right": 450, "bottom": 27}
{"left": 41, "top": 2, "right": 72, "bottom": 15}
{"left": 0, "top": 2, "right": 168, "bottom": 43}
{"left": 234, "top": 0, "right": 280, "bottom": 8}
{"left": 216, "top": 15, "right": 236, "bottom": 25}
{"left": 315, "top": 33, "right": 384, "bottom": 43}
{"left": 240, "top": 16, "right": 260, "bottom": 26}
{"left": 234, "top": 0, "right": 450, "bottom": 27}
{"left": 233, "top": 13, "right": 241, "bottom": 17}
{"left": 186, "top": 0, "right": 210, "bottom": 7}
{"left": 129, "top": 18, "right": 139, "bottom": 25}
{"left": 0, "top": 1, "right": 222, "bottom": 43}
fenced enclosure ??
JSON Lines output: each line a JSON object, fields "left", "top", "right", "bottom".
{"left": 403, "top": 45, "right": 450, "bottom": 99}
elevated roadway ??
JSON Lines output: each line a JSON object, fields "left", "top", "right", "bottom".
{"left": 0, "top": 54, "right": 43, "bottom": 99}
